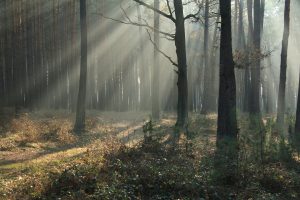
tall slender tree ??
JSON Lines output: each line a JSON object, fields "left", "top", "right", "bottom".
{"left": 249, "top": 0, "right": 262, "bottom": 117}
{"left": 152, "top": 0, "right": 160, "bottom": 119}
{"left": 0, "top": 0, "right": 6, "bottom": 110}
{"left": 237, "top": 0, "right": 247, "bottom": 110}
{"left": 277, "top": 0, "right": 291, "bottom": 128}
{"left": 136, "top": 4, "right": 147, "bottom": 110}
{"left": 237, "top": 0, "right": 246, "bottom": 50}
{"left": 201, "top": 0, "right": 212, "bottom": 114}
{"left": 174, "top": 0, "right": 188, "bottom": 126}
{"left": 208, "top": 13, "right": 220, "bottom": 113}
{"left": 217, "top": 0, "right": 238, "bottom": 143}
{"left": 244, "top": 0, "right": 253, "bottom": 112}
{"left": 74, "top": 0, "right": 88, "bottom": 133}
{"left": 295, "top": 72, "right": 300, "bottom": 137}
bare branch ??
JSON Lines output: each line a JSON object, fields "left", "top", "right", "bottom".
{"left": 133, "top": 0, "right": 176, "bottom": 23}
{"left": 93, "top": 6, "right": 175, "bottom": 40}
{"left": 184, "top": 13, "right": 200, "bottom": 21}
{"left": 184, "top": 3, "right": 202, "bottom": 21}
{"left": 146, "top": 29, "right": 178, "bottom": 67}
{"left": 165, "top": 0, "right": 174, "bottom": 18}
{"left": 120, "top": 4, "right": 175, "bottom": 39}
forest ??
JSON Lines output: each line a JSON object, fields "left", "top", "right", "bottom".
{"left": 1, "top": 0, "right": 300, "bottom": 199}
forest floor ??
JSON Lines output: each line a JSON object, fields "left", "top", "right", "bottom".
{"left": 0, "top": 110, "right": 150, "bottom": 167}
{"left": 0, "top": 110, "right": 300, "bottom": 199}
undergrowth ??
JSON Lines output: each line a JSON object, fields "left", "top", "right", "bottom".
{"left": 1, "top": 113, "right": 300, "bottom": 199}
{"left": 0, "top": 113, "right": 90, "bottom": 151}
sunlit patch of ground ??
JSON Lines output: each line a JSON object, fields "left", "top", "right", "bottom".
{"left": 0, "top": 110, "right": 152, "bottom": 166}
{"left": 0, "top": 110, "right": 179, "bottom": 178}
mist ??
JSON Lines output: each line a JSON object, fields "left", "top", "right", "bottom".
{"left": 1, "top": 0, "right": 300, "bottom": 199}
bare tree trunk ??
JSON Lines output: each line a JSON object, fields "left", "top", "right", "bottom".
{"left": 277, "top": 0, "right": 291, "bottom": 129}
{"left": 174, "top": 0, "right": 188, "bottom": 127}
{"left": 152, "top": 0, "right": 160, "bottom": 119}
{"left": 70, "top": 0, "right": 77, "bottom": 112}
{"left": 4, "top": 0, "right": 12, "bottom": 108}
{"left": 238, "top": 0, "right": 246, "bottom": 50}
{"left": 233, "top": 0, "right": 238, "bottom": 49}
{"left": 13, "top": 0, "right": 22, "bottom": 114}
{"left": 264, "top": 49, "right": 276, "bottom": 114}
{"left": 74, "top": 0, "right": 88, "bottom": 133}
{"left": 244, "top": 0, "right": 253, "bottom": 112}
{"left": 260, "top": 0, "right": 265, "bottom": 33}
{"left": 201, "top": 0, "right": 212, "bottom": 114}
{"left": 208, "top": 13, "right": 220, "bottom": 113}
{"left": 237, "top": 0, "right": 246, "bottom": 110}
{"left": 217, "top": 0, "right": 238, "bottom": 143}
{"left": 0, "top": 0, "right": 5, "bottom": 110}
{"left": 249, "top": 0, "right": 261, "bottom": 116}
{"left": 295, "top": 72, "right": 300, "bottom": 136}
{"left": 136, "top": 4, "right": 146, "bottom": 110}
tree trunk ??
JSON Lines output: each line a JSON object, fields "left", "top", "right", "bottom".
{"left": 207, "top": 13, "right": 220, "bottom": 113}
{"left": 237, "top": 0, "right": 246, "bottom": 110}
{"left": 233, "top": 0, "right": 238, "bottom": 49}
{"left": 201, "top": 0, "right": 212, "bottom": 114}
{"left": 249, "top": 0, "right": 261, "bottom": 116}
{"left": 260, "top": 0, "right": 265, "bottom": 33}
{"left": 276, "top": 0, "right": 291, "bottom": 128}
{"left": 69, "top": 0, "right": 77, "bottom": 112}
{"left": 152, "top": 0, "right": 160, "bottom": 119}
{"left": 243, "top": 0, "right": 253, "bottom": 112}
{"left": 295, "top": 72, "right": 300, "bottom": 136}
{"left": 264, "top": 49, "right": 276, "bottom": 114}
{"left": 238, "top": 0, "right": 246, "bottom": 50}
{"left": 217, "top": 0, "right": 238, "bottom": 143}
{"left": 4, "top": 0, "right": 12, "bottom": 108}
{"left": 174, "top": 0, "right": 188, "bottom": 127}
{"left": 136, "top": 5, "right": 150, "bottom": 111}
{"left": 74, "top": 0, "right": 88, "bottom": 133}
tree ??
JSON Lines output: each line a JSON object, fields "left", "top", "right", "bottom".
{"left": 0, "top": 1, "right": 4, "bottom": 111}
{"left": 136, "top": 4, "right": 148, "bottom": 111}
{"left": 207, "top": 11, "right": 220, "bottom": 113}
{"left": 201, "top": 0, "right": 213, "bottom": 114}
{"left": 237, "top": 0, "right": 246, "bottom": 51}
{"left": 243, "top": 0, "right": 254, "bottom": 112}
{"left": 276, "top": 0, "right": 291, "bottom": 129}
{"left": 174, "top": 0, "right": 188, "bottom": 127}
{"left": 133, "top": 0, "right": 193, "bottom": 127}
{"left": 152, "top": 0, "right": 160, "bottom": 119}
{"left": 249, "top": 0, "right": 262, "bottom": 116}
{"left": 4, "top": 0, "right": 12, "bottom": 108}
{"left": 237, "top": 0, "right": 247, "bottom": 111}
{"left": 295, "top": 72, "right": 300, "bottom": 138}
{"left": 216, "top": 0, "right": 238, "bottom": 143}
{"left": 74, "top": 0, "right": 88, "bottom": 133}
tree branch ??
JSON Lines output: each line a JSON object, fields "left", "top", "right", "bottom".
{"left": 146, "top": 29, "right": 178, "bottom": 67}
{"left": 133, "top": 0, "right": 176, "bottom": 23}
{"left": 165, "top": 0, "right": 174, "bottom": 18}
{"left": 184, "top": 4, "right": 202, "bottom": 21}
{"left": 184, "top": 13, "right": 200, "bottom": 21}
{"left": 93, "top": 5, "right": 175, "bottom": 40}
